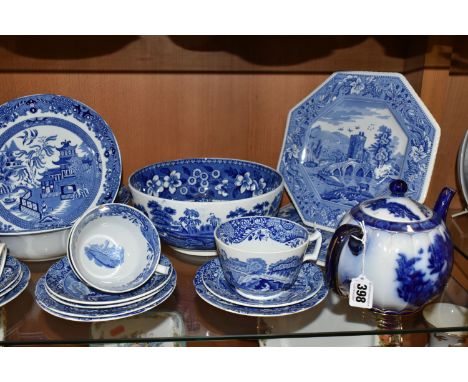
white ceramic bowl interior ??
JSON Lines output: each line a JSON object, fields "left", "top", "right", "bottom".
{"left": 68, "top": 204, "right": 160, "bottom": 293}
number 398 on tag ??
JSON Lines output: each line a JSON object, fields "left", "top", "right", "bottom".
{"left": 349, "top": 276, "right": 373, "bottom": 309}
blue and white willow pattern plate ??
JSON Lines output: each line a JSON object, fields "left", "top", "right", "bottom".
{"left": 277, "top": 204, "right": 332, "bottom": 266}
{"left": 201, "top": 258, "right": 323, "bottom": 308}
{"left": 46, "top": 255, "right": 172, "bottom": 306}
{"left": 0, "top": 94, "right": 121, "bottom": 233}
{"left": 0, "top": 255, "right": 21, "bottom": 292}
{"left": 35, "top": 269, "right": 176, "bottom": 321}
{"left": 278, "top": 72, "right": 440, "bottom": 231}
{"left": 194, "top": 269, "right": 328, "bottom": 317}
{"left": 0, "top": 262, "right": 30, "bottom": 307}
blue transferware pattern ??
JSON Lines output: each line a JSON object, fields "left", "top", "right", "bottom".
{"left": 327, "top": 180, "right": 455, "bottom": 315}
{"left": 0, "top": 267, "right": 22, "bottom": 298}
{"left": 201, "top": 258, "right": 324, "bottom": 308}
{"left": 0, "top": 255, "right": 21, "bottom": 292}
{"left": 278, "top": 72, "right": 440, "bottom": 231}
{"left": 70, "top": 204, "right": 160, "bottom": 292}
{"left": 134, "top": 192, "right": 282, "bottom": 250}
{"left": 277, "top": 204, "right": 332, "bottom": 266}
{"left": 35, "top": 269, "right": 176, "bottom": 321}
{"left": 129, "top": 158, "right": 284, "bottom": 252}
{"left": 215, "top": 216, "right": 308, "bottom": 247}
{"left": 0, "top": 94, "right": 121, "bottom": 233}
{"left": 46, "top": 256, "right": 172, "bottom": 305}
{"left": 0, "top": 262, "right": 30, "bottom": 307}
{"left": 131, "top": 159, "right": 282, "bottom": 202}
{"left": 218, "top": 249, "right": 302, "bottom": 296}
{"left": 85, "top": 240, "right": 125, "bottom": 269}
{"left": 193, "top": 269, "right": 328, "bottom": 317}
{"left": 36, "top": 273, "right": 176, "bottom": 322}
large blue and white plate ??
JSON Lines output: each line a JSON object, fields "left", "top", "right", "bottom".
{"left": 0, "top": 262, "right": 30, "bottom": 307}
{"left": 46, "top": 255, "right": 172, "bottom": 306}
{"left": 278, "top": 72, "right": 440, "bottom": 231}
{"left": 35, "top": 269, "right": 176, "bottom": 321}
{"left": 0, "top": 94, "right": 121, "bottom": 233}
{"left": 0, "top": 255, "right": 22, "bottom": 292}
{"left": 277, "top": 204, "right": 332, "bottom": 266}
{"left": 194, "top": 269, "right": 328, "bottom": 317}
{"left": 201, "top": 258, "right": 323, "bottom": 308}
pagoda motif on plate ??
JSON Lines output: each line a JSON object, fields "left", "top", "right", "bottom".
{"left": 0, "top": 133, "right": 98, "bottom": 226}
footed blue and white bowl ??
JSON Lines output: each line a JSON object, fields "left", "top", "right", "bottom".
{"left": 68, "top": 203, "right": 168, "bottom": 293}
{"left": 214, "top": 216, "right": 322, "bottom": 300}
{"left": 128, "top": 158, "right": 284, "bottom": 256}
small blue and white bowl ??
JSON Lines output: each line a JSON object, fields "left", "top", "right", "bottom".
{"left": 214, "top": 216, "right": 322, "bottom": 300}
{"left": 128, "top": 158, "right": 284, "bottom": 256}
{"left": 68, "top": 203, "right": 168, "bottom": 294}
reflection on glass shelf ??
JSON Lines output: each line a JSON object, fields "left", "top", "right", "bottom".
{"left": 0, "top": 245, "right": 467, "bottom": 346}
{"left": 447, "top": 209, "right": 468, "bottom": 258}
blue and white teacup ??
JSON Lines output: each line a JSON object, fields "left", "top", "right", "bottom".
{"left": 68, "top": 204, "right": 169, "bottom": 294}
{"left": 214, "top": 216, "right": 322, "bottom": 300}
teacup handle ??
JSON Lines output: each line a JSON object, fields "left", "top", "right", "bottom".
{"left": 303, "top": 230, "right": 322, "bottom": 262}
{"left": 155, "top": 263, "right": 170, "bottom": 275}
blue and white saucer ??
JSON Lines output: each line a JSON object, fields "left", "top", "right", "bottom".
{"left": 0, "top": 262, "right": 30, "bottom": 307}
{"left": 0, "top": 94, "right": 122, "bottom": 234}
{"left": 0, "top": 266, "right": 23, "bottom": 298}
{"left": 0, "top": 255, "right": 22, "bottom": 293}
{"left": 194, "top": 269, "right": 328, "bottom": 317}
{"left": 46, "top": 255, "right": 172, "bottom": 306}
{"left": 35, "top": 270, "right": 176, "bottom": 322}
{"left": 201, "top": 258, "right": 323, "bottom": 308}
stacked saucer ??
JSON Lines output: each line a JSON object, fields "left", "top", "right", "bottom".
{"left": 35, "top": 256, "right": 176, "bottom": 322}
{"left": 35, "top": 203, "right": 177, "bottom": 322}
{"left": 194, "top": 216, "right": 328, "bottom": 317}
{"left": 194, "top": 258, "right": 327, "bottom": 317}
{"left": 0, "top": 252, "right": 31, "bottom": 308}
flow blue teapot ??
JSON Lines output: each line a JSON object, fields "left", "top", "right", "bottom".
{"left": 326, "top": 180, "right": 456, "bottom": 316}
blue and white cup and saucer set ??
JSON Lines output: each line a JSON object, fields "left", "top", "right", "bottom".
{"left": 194, "top": 216, "right": 329, "bottom": 317}
{"left": 34, "top": 203, "right": 177, "bottom": 322}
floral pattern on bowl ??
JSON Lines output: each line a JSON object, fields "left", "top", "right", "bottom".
{"left": 129, "top": 158, "right": 284, "bottom": 253}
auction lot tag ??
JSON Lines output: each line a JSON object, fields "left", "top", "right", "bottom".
{"left": 349, "top": 275, "right": 373, "bottom": 309}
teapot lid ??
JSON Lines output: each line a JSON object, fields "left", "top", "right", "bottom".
{"left": 358, "top": 180, "right": 433, "bottom": 223}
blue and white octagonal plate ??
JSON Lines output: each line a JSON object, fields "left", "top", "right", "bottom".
{"left": 0, "top": 94, "right": 121, "bottom": 233}
{"left": 278, "top": 72, "right": 440, "bottom": 231}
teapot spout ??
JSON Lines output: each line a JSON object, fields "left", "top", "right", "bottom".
{"left": 433, "top": 187, "right": 456, "bottom": 221}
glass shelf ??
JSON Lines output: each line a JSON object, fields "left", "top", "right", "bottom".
{"left": 1, "top": 243, "right": 467, "bottom": 347}
{"left": 447, "top": 209, "right": 468, "bottom": 258}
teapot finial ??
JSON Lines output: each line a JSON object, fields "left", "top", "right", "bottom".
{"left": 389, "top": 179, "right": 408, "bottom": 197}
{"left": 433, "top": 187, "right": 456, "bottom": 221}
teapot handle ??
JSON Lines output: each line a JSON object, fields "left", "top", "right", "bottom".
{"left": 325, "top": 224, "right": 364, "bottom": 296}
